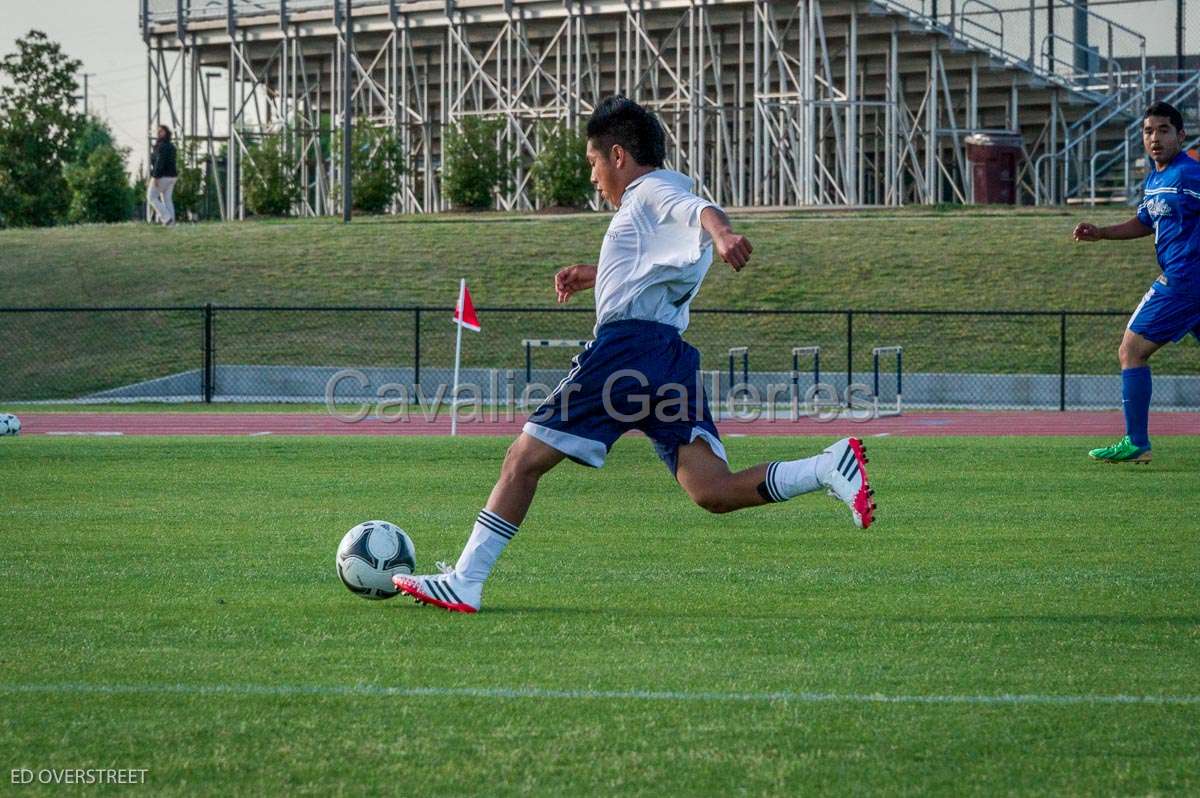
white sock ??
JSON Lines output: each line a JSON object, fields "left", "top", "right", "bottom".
{"left": 454, "top": 508, "right": 519, "bottom": 583}
{"left": 760, "top": 453, "right": 833, "bottom": 502}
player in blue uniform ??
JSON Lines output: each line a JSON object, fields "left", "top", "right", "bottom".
{"left": 1074, "top": 101, "right": 1200, "bottom": 464}
{"left": 394, "top": 97, "right": 877, "bottom": 613}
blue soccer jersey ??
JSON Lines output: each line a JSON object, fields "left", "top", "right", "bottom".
{"left": 1136, "top": 151, "right": 1200, "bottom": 296}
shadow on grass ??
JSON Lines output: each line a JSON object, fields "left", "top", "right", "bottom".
{"left": 385, "top": 603, "right": 609, "bottom": 617}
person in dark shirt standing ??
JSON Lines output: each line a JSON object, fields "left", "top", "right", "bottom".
{"left": 147, "top": 125, "right": 178, "bottom": 226}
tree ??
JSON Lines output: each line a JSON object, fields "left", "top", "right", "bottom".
{"left": 440, "top": 117, "right": 509, "bottom": 210}
{"left": 72, "top": 116, "right": 116, "bottom": 165}
{"left": 531, "top": 122, "right": 593, "bottom": 209}
{"left": 171, "top": 143, "right": 205, "bottom": 221}
{"left": 342, "top": 122, "right": 404, "bottom": 214}
{"left": 0, "top": 31, "right": 84, "bottom": 227}
{"left": 242, "top": 133, "right": 301, "bottom": 217}
{"left": 64, "top": 145, "right": 132, "bottom": 224}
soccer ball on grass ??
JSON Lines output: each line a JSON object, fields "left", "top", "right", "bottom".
{"left": 0, "top": 414, "right": 20, "bottom": 436}
{"left": 335, "top": 521, "right": 415, "bottom": 600}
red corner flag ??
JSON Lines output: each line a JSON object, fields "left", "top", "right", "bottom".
{"left": 453, "top": 281, "right": 481, "bottom": 332}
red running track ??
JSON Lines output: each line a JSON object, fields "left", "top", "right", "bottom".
{"left": 15, "top": 411, "right": 1200, "bottom": 437}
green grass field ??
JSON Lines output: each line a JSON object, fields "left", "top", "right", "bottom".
{"left": 2, "top": 434, "right": 1198, "bottom": 794}
{"left": 0, "top": 208, "right": 1154, "bottom": 310}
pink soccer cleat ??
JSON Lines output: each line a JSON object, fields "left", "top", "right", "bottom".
{"left": 820, "top": 437, "right": 876, "bottom": 529}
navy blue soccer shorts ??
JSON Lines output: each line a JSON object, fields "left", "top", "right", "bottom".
{"left": 1127, "top": 279, "right": 1200, "bottom": 344}
{"left": 523, "top": 319, "right": 727, "bottom": 475}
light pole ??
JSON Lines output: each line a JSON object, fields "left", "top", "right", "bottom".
{"left": 1178, "top": 0, "right": 1186, "bottom": 74}
{"left": 81, "top": 73, "right": 94, "bottom": 116}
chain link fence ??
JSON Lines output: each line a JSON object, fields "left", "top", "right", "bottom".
{"left": 3, "top": 305, "right": 1198, "bottom": 410}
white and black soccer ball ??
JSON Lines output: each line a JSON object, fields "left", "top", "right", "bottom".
{"left": 0, "top": 414, "right": 20, "bottom": 436}
{"left": 336, "top": 520, "right": 416, "bottom": 600}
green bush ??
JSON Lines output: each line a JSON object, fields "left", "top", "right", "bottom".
{"left": 0, "top": 166, "right": 12, "bottom": 228}
{"left": 440, "top": 117, "right": 509, "bottom": 210}
{"left": 64, "top": 144, "right": 132, "bottom": 224}
{"left": 531, "top": 122, "right": 592, "bottom": 208}
{"left": 129, "top": 165, "right": 146, "bottom": 218}
{"left": 341, "top": 123, "right": 404, "bottom": 214}
{"left": 242, "top": 134, "right": 301, "bottom": 217}
{"left": 171, "top": 143, "right": 205, "bottom": 221}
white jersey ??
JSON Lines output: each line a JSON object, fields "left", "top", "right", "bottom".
{"left": 593, "top": 169, "right": 717, "bottom": 334}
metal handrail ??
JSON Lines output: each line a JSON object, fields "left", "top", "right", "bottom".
{"left": 1040, "top": 33, "right": 1121, "bottom": 94}
{"left": 1088, "top": 140, "right": 1128, "bottom": 205}
{"left": 957, "top": 0, "right": 1005, "bottom": 52}
{"left": 874, "top": 0, "right": 1064, "bottom": 92}
{"left": 1068, "top": 76, "right": 1154, "bottom": 137}
{"left": 1034, "top": 31, "right": 1177, "bottom": 203}
{"left": 1080, "top": 72, "right": 1200, "bottom": 204}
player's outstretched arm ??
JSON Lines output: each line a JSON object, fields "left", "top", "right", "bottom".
{"left": 1073, "top": 217, "right": 1153, "bottom": 242}
{"left": 554, "top": 263, "right": 597, "bottom": 303}
{"left": 700, "top": 207, "right": 753, "bottom": 271}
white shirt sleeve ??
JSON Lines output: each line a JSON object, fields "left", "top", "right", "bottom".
{"left": 639, "top": 183, "right": 718, "bottom": 268}
{"left": 659, "top": 187, "right": 716, "bottom": 233}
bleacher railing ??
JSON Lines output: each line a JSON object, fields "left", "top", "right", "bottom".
{"left": 144, "top": 0, "right": 1147, "bottom": 96}
{"left": 861, "top": 0, "right": 1145, "bottom": 93}
{"left": 1040, "top": 69, "right": 1200, "bottom": 206}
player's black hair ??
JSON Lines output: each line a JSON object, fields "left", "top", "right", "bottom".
{"left": 1144, "top": 101, "right": 1184, "bottom": 133}
{"left": 157, "top": 125, "right": 172, "bottom": 140}
{"left": 586, "top": 96, "right": 666, "bottom": 168}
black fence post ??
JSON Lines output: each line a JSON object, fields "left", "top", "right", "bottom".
{"left": 846, "top": 310, "right": 854, "bottom": 403}
{"left": 413, "top": 307, "right": 421, "bottom": 389}
{"left": 203, "top": 302, "right": 214, "bottom": 403}
{"left": 1059, "top": 311, "right": 1067, "bottom": 412}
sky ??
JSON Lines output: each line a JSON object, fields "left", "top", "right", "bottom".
{"left": 2, "top": 1, "right": 147, "bottom": 173}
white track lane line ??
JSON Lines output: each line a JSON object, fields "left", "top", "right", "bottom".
{"left": 44, "top": 431, "right": 124, "bottom": 436}
{"left": 1, "top": 683, "right": 1197, "bottom": 706}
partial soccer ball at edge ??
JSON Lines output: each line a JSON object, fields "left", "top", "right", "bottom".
{"left": 0, "top": 414, "right": 20, "bottom": 436}
{"left": 336, "top": 521, "right": 416, "bottom": 600}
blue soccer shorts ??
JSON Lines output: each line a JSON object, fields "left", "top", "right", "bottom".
{"left": 523, "top": 319, "right": 726, "bottom": 475}
{"left": 1127, "top": 279, "right": 1200, "bottom": 344}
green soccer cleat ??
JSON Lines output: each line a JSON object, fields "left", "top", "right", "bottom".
{"left": 1088, "top": 436, "right": 1152, "bottom": 464}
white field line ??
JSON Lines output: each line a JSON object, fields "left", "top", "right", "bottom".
{"left": 1, "top": 683, "right": 1198, "bottom": 706}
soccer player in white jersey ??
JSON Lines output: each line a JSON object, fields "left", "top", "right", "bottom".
{"left": 395, "top": 97, "right": 876, "bottom": 613}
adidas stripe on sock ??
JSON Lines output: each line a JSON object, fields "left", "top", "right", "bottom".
{"left": 453, "top": 508, "right": 519, "bottom": 582}
{"left": 757, "top": 453, "right": 831, "bottom": 503}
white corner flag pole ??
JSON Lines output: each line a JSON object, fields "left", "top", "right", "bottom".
{"left": 451, "top": 278, "right": 466, "bottom": 437}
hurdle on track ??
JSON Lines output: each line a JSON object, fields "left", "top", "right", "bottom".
{"left": 790, "top": 346, "right": 822, "bottom": 416}
{"left": 523, "top": 339, "right": 589, "bottom": 383}
{"left": 872, "top": 345, "right": 903, "bottom": 417}
{"left": 727, "top": 346, "right": 749, "bottom": 391}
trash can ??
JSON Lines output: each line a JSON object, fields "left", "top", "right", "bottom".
{"left": 965, "top": 133, "right": 1023, "bottom": 204}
